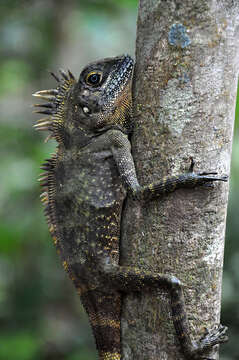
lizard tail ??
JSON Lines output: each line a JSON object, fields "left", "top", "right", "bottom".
{"left": 80, "top": 290, "right": 121, "bottom": 360}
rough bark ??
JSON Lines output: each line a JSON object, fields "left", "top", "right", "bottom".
{"left": 121, "top": 1, "right": 239, "bottom": 359}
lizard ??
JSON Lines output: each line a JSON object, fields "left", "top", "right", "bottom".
{"left": 33, "top": 54, "right": 228, "bottom": 360}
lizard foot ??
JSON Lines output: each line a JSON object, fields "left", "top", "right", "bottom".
{"left": 199, "top": 324, "right": 228, "bottom": 348}
{"left": 186, "top": 324, "right": 228, "bottom": 360}
{"left": 188, "top": 157, "right": 228, "bottom": 184}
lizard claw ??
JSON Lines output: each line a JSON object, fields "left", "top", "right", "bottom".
{"left": 198, "top": 172, "right": 228, "bottom": 180}
{"left": 199, "top": 324, "right": 228, "bottom": 347}
{"left": 188, "top": 157, "right": 195, "bottom": 172}
{"left": 188, "top": 158, "right": 228, "bottom": 183}
{"left": 199, "top": 172, "right": 218, "bottom": 176}
{"left": 198, "top": 174, "right": 228, "bottom": 183}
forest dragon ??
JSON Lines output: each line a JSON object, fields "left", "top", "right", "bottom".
{"left": 33, "top": 54, "right": 228, "bottom": 359}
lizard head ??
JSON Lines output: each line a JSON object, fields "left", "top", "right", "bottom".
{"left": 71, "top": 54, "right": 134, "bottom": 135}
{"left": 33, "top": 55, "right": 134, "bottom": 147}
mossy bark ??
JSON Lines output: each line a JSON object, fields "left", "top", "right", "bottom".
{"left": 121, "top": 1, "right": 239, "bottom": 359}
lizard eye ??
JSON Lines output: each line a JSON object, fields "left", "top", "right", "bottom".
{"left": 86, "top": 71, "right": 102, "bottom": 86}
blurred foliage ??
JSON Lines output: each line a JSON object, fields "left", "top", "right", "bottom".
{"left": 0, "top": 0, "right": 238, "bottom": 359}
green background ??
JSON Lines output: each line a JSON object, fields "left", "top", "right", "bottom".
{"left": 0, "top": 1, "right": 238, "bottom": 359}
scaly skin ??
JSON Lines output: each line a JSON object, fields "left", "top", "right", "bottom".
{"left": 33, "top": 55, "right": 228, "bottom": 359}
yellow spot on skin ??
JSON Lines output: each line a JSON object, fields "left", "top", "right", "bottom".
{"left": 63, "top": 260, "right": 68, "bottom": 271}
{"left": 70, "top": 274, "right": 76, "bottom": 281}
{"left": 52, "top": 236, "right": 58, "bottom": 245}
{"left": 149, "top": 183, "right": 154, "bottom": 192}
{"left": 91, "top": 317, "right": 120, "bottom": 329}
{"left": 99, "top": 352, "right": 120, "bottom": 360}
{"left": 76, "top": 287, "right": 82, "bottom": 296}
{"left": 111, "top": 250, "right": 118, "bottom": 254}
{"left": 178, "top": 331, "right": 185, "bottom": 338}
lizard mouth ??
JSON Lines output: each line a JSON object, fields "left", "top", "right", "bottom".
{"left": 103, "top": 55, "right": 134, "bottom": 102}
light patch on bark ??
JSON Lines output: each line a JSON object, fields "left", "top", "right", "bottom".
{"left": 158, "top": 78, "right": 197, "bottom": 136}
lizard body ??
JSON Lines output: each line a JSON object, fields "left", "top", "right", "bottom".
{"left": 33, "top": 55, "right": 228, "bottom": 359}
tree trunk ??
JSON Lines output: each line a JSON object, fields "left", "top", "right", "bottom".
{"left": 121, "top": 1, "right": 239, "bottom": 359}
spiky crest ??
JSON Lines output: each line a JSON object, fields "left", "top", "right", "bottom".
{"left": 33, "top": 70, "right": 76, "bottom": 240}
{"left": 32, "top": 69, "right": 76, "bottom": 144}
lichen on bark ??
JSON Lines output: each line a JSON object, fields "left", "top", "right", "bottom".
{"left": 121, "top": 1, "right": 239, "bottom": 359}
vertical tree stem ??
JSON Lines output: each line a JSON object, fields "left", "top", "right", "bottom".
{"left": 121, "top": 1, "right": 239, "bottom": 359}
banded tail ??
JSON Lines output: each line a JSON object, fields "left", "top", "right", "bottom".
{"left": 80, "top": 289, "right": 121, "bottom": 360}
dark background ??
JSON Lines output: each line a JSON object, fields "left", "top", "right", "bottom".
{"left": 0, "top": 1, "right": 238, "bottom": 359}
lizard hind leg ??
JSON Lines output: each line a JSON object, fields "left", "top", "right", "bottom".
{"left": 170, "top": 281, "right": 228, "bottom": 359}
{"left": 99, "top": 262, "right": 228, "bottom": 359}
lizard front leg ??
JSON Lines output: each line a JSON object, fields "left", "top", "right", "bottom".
{"left": 133, "top": 157, "right": 227, "bottom": 201}
{"left": 109, "top": 130, "right": 227, "bottom": 201}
